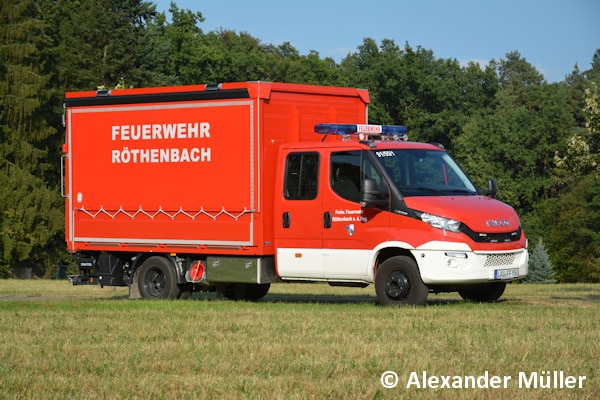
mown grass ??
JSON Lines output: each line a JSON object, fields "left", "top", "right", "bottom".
{"left": 0, "top": 280, "right": 598, "bottom": 399}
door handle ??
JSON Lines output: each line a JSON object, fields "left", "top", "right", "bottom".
{"left": 324, "top": 212, "right": 332, "bottom": 229}
{"left": 282, "top": 212, "right": 291, "bottom": 228}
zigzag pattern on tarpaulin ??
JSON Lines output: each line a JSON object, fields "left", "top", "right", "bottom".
{"left": 76, "top": 205, "right": 254, "bottom": 221}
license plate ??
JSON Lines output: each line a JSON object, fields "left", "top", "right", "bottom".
{"left": 494, "top": 268, "right": 519, "bottom": 280}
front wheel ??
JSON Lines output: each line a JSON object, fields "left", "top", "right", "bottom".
{"left": 375, "top": 256, "right": 428, "bottom": 306}
{"left": 458, "top": 282, "right": 506, "bottom": 302}
{"left": 137, "top": 256, "right": 180, "bottom": 299}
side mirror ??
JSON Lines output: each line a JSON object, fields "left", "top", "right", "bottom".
{"left": 479, "top": 178, "right": 497, "bottom": 198}
{"left": 360, "top": 178, "right": 388, "bottom": 208}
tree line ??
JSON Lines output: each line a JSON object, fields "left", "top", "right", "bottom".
{"left": 1, "top": 0, "right": 599, "bottom": 282}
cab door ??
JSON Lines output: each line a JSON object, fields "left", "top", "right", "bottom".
{"left": 321, "top": 150, "right": 390, "bottom": 281}
{"left": 274, "top": 151, "right": 324, "bottom": 279}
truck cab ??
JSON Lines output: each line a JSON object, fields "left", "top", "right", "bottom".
{"left": 274, "top": 124, "right": 528, "bottom": 305}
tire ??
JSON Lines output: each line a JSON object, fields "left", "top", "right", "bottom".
{"left": 458, "top": 282, "right": 506, "bottom": 302}
{"left": 137, "top": 256, "right": 180, "bottom": 299}
{"left": 375, "top": 256, "right": 428, "bottom": 306}
{"left": 220, "top": 283, "right": 270, "bottom": 301}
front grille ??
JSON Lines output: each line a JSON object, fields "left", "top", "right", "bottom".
{"left": 475, "top": 251, "right": 525, "bottom": 268}
{"left": 461, "top": 226, "right": 522, "bottom": 243}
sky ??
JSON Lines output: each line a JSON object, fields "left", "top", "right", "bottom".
{"left": 153, "top": 0, "right": 599, "bottom": 83}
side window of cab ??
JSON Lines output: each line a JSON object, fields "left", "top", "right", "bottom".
{"left": 330, "top": 151, "right": 361, "bottom": 201}
{"left": 284, "top": 152, "right": 319, "bottom": 200}
{"left": 330, "top": 151, "right": 389, "bottom": 205}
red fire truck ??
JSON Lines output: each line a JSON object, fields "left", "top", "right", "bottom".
{"left": 63, "top": 81, "right": 528, "bottom": 305}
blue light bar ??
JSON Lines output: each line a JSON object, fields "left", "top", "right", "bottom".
{"left": 315, "top": 123, "right": 408, "bottom": 140}
{"left": 315, "top": 124, "right": 359, "bottom": 134}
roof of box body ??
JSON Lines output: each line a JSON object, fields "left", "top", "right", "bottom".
{"left": 64, "top": 81, "right": 370, "bottom": 108}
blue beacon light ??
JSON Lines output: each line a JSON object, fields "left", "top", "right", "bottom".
{"left": 314, "top": 123, "right": 408, "bottom": 141}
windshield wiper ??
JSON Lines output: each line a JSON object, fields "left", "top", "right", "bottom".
{"left": 400, "top": 186, "right": 476, "bottom": 196}
{"left": 443, "top": 188, "right": 477, "bottom": 195}
{"left": 399, "top": 186, "right": 443, "bottom": 194}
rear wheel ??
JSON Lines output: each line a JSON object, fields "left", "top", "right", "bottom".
{"left": 375, "top": 256, "right": 428, "bottom": 306}
{"left": 458, "top": 282, "right": 506, "bottom": 302}
{"left": 137, "top": 256, "right": 180, "bottom": 299}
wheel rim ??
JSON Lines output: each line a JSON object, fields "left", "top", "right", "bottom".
{"left": 385, "top": 271, "right": 411, "bottom": 300}
{"left": 144, "top": 267, "right": 166, "bottom": 298}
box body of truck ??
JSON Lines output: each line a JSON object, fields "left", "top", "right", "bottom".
{"left": 63, "top": 82, "right": 369, "bottom": 298}
{"left": 63, "top": 81, "right": 527, "bottom": 305}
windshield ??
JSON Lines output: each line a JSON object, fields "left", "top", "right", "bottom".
{"left": 373, "top": 148, "right": 477, "bottom": 196}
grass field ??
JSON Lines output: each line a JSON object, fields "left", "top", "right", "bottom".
{"left": 0, "top": 280, "right": 598, "bottom": 399}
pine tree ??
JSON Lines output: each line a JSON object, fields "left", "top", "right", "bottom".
{"left": 524, "top": 238, "right": 557, "bottom": 284}
{"left": 0, "top": 0, "right": 64, "bottom": 276}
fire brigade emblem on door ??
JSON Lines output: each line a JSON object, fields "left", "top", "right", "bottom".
{"left": 346, "top": 224, "right": 355, "bottom": 236}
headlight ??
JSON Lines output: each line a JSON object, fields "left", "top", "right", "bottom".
{"left": 419, "top": 212, "right": 462, "bottom": 233}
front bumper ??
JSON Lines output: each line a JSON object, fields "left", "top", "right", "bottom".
{"left": 413, "top": 242, "right": 528, "bottom": 285}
